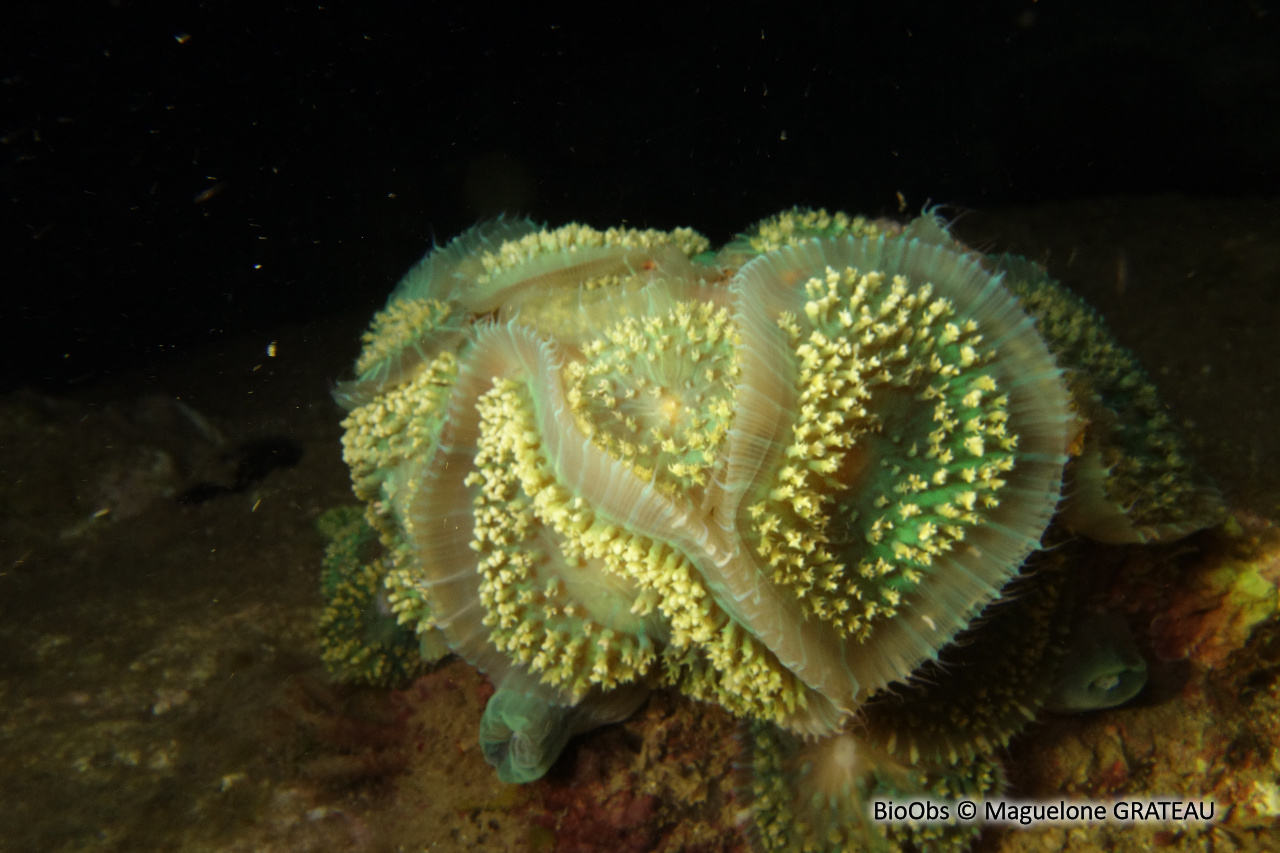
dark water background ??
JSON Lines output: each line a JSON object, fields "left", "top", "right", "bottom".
{"left": 5, "top": 0, "right": 1278, "bottom": 394}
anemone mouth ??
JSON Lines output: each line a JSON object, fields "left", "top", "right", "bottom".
{"left": 715, "top": 233, "right": 1073, "bottom": 709}
{"left": 560, "top": 299, "right": 740, "bottom": 499}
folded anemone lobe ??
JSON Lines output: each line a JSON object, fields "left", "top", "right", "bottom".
{"left": 560, "top": 300, "right": 740, "bottom": 499}
{"left": 717, "top": 235, "right": 1072, "bottom": 715}
{"left": 462, "top": 221, "right": 711, "bottom": 315}
{"left": 991, "top": 254, "right": 1224, "bottom": 543}
{"left": 860, "top": 550, "right": 1075, "bottom": 768}
{"left": 334, "top": 217, "right": 538, "bottom": 409}
{"left": 421, "top": 317, "right": 819, "bottom": 726}
{"left": 340, "top": 347, "right": 458, "bottom": 512}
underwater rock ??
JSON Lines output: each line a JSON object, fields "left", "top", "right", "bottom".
{"left": 330, "top": 208, "right": 1222, "bottom": 851}
{"left": 178, "top": 435, "right": 303, "bottom": 504}
{"left": 1151, "top": 513, "right": 1280, "bottom": 668}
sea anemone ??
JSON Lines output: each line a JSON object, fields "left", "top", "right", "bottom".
{"left": 737, "top": 544, "right": 1151, "bottom": 851}
{"left": 331, "top": 207, "right": 1200, "bottom": 825}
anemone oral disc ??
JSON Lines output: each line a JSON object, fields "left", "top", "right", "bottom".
{"left": 720, "top": 234, "right": 1073, "bottom": 707}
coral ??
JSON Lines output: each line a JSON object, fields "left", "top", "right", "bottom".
{"left": 316, "top": 507, "right": 431, "bottom": 688}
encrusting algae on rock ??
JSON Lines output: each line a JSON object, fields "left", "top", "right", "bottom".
{"left": 326, "top": 207, "right": 1226, "bottom": 850}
